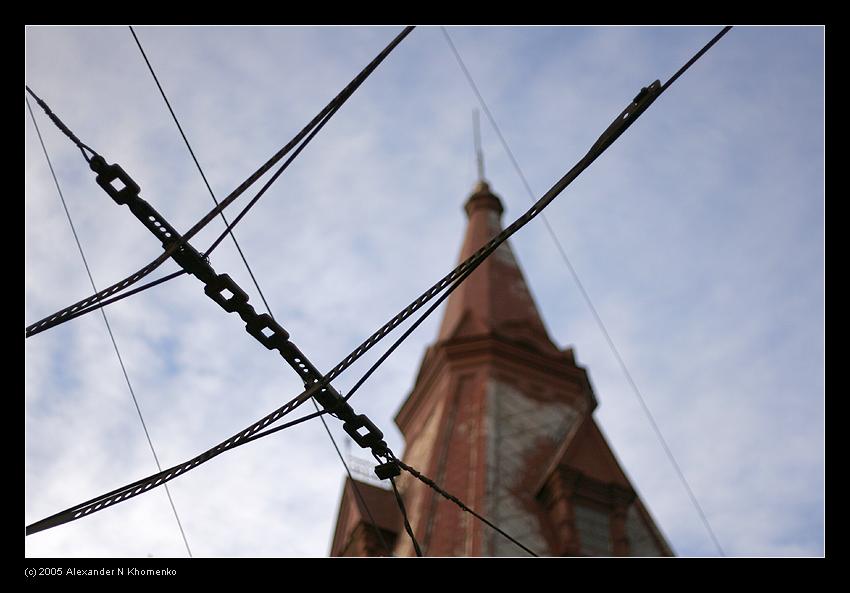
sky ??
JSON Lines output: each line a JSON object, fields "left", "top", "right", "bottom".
{"left": 24, "top": 25, "right": 825, "bottom": 558}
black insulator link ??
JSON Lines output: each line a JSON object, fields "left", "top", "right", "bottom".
{"left": 89, "top": 154, "right": 107, "bottom": 174}
{"left": 196, "top": 268, "right": 353, "bottom": 426}
{"left": 86, "top": 159, "right": 278, "bottom": 348}
{"left": 246, "top": 313, "right": 290, "bottom": 349}
{"left": 205, "top": 273, "right": 250, "bottom": 313}
{"left": 90, "top": 156, "right": 141, "bottom": 206}
{"left": 343, "top": 414, "right": 385, "bottom": 450}
{"left": 89, "top": 155, "right": 214, "bottom": 284}
{"left": 87, "top": 155, "right": 382, "bottom": 455}
{"left": 197, "top": 270, "right": 323, "bottom": 385}
{"left": 237, "top": 304, "right": 257, "bottom": 324}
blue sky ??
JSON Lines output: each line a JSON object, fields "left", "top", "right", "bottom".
{"left": 25, "top": 25, "right": 824, "bottom": 557}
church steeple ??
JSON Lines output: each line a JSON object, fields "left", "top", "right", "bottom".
{"left": 438, "top": 112, "right": 559, "bottom": 354}
{"left": 473, "top": 109, "right": 486, "bottom": 184}
{"left": 331, "top": 168, "right": 672, "bottom": 558}
{"left": 436, "top": 180, "right": 560, "bottom": 357}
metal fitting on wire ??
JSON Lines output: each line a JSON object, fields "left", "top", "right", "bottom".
{"left": 374, "top": 460, "right": 401, "bottom": 480}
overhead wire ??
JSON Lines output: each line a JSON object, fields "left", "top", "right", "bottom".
{"left": 128, "top": 25, "right": 276, "bottom": 319}
{"left": 440, "top": 25, "right": 729, "bottom": 557}
{"left": 27, "top": 49, "right": 633, "bottom": 535}
{"left": 315, "top": 400, "right": 396, "bottom": 556}
{"left": 25, "top": 25, "right": 415, "bottom": 339}
{"left": 202, "top": 102, "right": 339, "bottom": 258}
{"left": 26, "top": 96, "right": 193, "bottom": 557}
{"left": 39, "top": 269, "right": 188, "bottom": 328}
{"left": 389, "top": 476, "right": 422, "bottom": 556}
{"left": 393, "top": 457, "right": 539, "bottom": 557}
{"left": 25, "top": 85, "right": 98, "bottom": 163}
{"left": 232, "top": 247, "right": 485, "bottom": 446}
{"left": 129, "top": 25, "right": 394, "bottom": 556}
{"left": 22, "top": 93, "right": 334, "bottom": 338}
{"left": 25, "top": 25, "right": 417, "bottom": 539}
{"left": 26, "top": 27, "right": 731, "bottom": 554}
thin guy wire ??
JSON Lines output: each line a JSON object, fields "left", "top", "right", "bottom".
{"left": 201, "top": 103, "right": 337, "bottom": 258}
{"left": 421, "top": 387, "right": 462, "bottom": 554}
{"left": 440, "top": 25, "right": 727, "bottom": 557}
{"left": 129, "top": 26, "right": 275, "bottom": 318}
{"left": 312, "top": 399, "right": 395, "bottom": 556}
{"left": 26, "top": 96, "right": 194, "bottom": 558}
{"left": 390, "top": 476, "right": 422, "bottom": 556}
{"left": 36, "top": 49, "right": 655, "bottom": 527}
{"left": 25, "top": 26, "right": 414, "bottom": 339}
{"left": 340, "top": 253, "right": 481, "bottom": 405}
{"left": 235, "top": 260, "right": 480, "bottom": 444}
{"left": 28, "top": 27, "right": 727, "bottom": 537}
{"left": 129, "top": 27, "right": 392, "bottom": 555}
{"left": 25, "top": 199, "right": 502, "bottom": 539}
{"left": 394, "top": 457, "right": 538, "bottom": 557}
{"left": 24, "top": 97, "right": 327, "bottom": 338}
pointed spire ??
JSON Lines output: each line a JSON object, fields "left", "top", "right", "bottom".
{"left": 473, "top": 109, "right": 485, "bottom": 183}
{"left": 437, "top": 181, "right": 560, "bottom": 355}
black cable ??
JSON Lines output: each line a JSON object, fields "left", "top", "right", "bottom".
{"left": 25, "top": 25, "right": 415, "bottom": 339}
{"left": 441, "top": 25, "right": 729, "bottom": 557}
{"left": 420, "top": 387, "right": 462, "bottom": 554}
{"left": 390, "top": 476, "right": 422, "bottom": 557}
{"left": 313, "top": 400, "right": 395, "bottom": 556}
{"left": 26, "top": 27, "right": 729, "bottom": 539}
{"left": 26, "top": 96, "right": 194, "bottom": 557}
{"left": 25, "top": 85, "right": 98, "bottom": 163}
{"left": 393, "top": 457, "right": 538, "bottom": 557}
{"left": 24, "top": 99, "right": 329, "bottom": 339}
{"left": 40, "top": 269, "right": 188, "bottom": 329}
{"left": 234, "top": 257, "right": 481, "bottom": 448}
{"left": 25, "top": 396, "right": 320, "bottom": 536}
{"left": 129, "top": 26, "right": 394, "bottom": 556}
{"left": 24, "top": 255, "right": 462, "bottom": 537}
{"left": 279, "top": 65, "right": 672, "bottom": 399}
{"left": 203, "top": 102, "right": 339, "bottom": 258}
{"left": 342, "top": 254, "right": 480, "bottom": 405}
{"left": 661, "top": 26, "right": 732, "bottom": 93}
{"left": 129, "top": 26, "right": 276, "bottom": 319}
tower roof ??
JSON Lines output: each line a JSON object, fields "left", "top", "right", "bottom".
{"left": 338, "top": 179, "right": 672, "bottom": 557}
{"left": 437, "top": 181, "right": 560, "bottom": 356}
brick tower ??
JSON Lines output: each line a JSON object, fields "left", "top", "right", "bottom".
{"left": 330, "top": 180, "right": 673, "bottom": 557}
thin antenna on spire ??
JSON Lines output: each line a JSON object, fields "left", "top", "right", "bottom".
{"left": 473, "top": 109, "right": 485, "bottom": 182}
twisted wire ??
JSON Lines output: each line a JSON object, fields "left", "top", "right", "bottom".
{"left": 390, "top": 476, "right": 422, "bottom": 557}
{"left": 25, "top": 25, "right": 415, "bottom": 339}
{"left": 393, "top": 457, "right": 539, "bottom": 557}
{"left": 441, "top": 24, "right": 730, "bottom": 557}
{"left": 26, "top": 27, "right": 731, "bottom": 546}
{"left": 26, "top": 96, "right": 193, "bottom": 556}
{"left": 129, "top": 26, "right": 394, "bottom": 556}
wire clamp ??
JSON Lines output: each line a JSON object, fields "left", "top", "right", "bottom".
{"left": 588, "top": 79, "right": 662, "bottom": 156}
{"left": 374, "top": 460, "right": 401, "bottom": 480}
